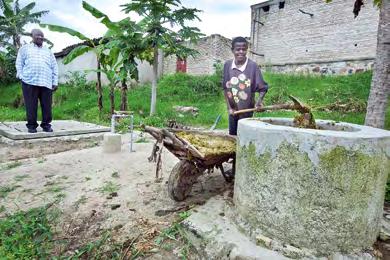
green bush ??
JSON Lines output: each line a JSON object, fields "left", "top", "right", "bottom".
{"left": 63, "top": 71, "right": 95, "bottom": 90}
{"left": 0, "top": 53, "right": 17, "bottom": 85}
{"left": 158, "top": 71, "right": 221, "bottom": 98}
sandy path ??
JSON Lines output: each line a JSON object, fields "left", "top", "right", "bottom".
{"left": 0, "top": 134, "right": 233, "bottom": 258}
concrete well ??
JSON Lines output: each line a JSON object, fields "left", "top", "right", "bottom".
{"left": 234, "top": 118, "right": 390, "bottom": 256}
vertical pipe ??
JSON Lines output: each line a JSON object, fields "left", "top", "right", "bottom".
{"left": 111, "top": 115, "right": 116, "bottom": 133}
{"left": 130, "top": 114, "right": 134, "bottom": 152}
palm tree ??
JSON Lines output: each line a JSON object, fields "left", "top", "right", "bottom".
{"left": 0, "top": 0, "right": 48, "bottom": 50}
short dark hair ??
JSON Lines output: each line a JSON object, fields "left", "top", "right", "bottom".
{"left": 231, "top": 36, "right": 248, "bottom": 49}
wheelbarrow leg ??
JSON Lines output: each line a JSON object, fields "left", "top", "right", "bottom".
{"left": 218, "top": 160, "right": 235, "bottom": 183}
{"left": 168, "top": 160, "right": 203, "bottom": 201}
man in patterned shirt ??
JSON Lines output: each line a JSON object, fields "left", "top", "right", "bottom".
{"left": 16, "top": 29, "right": 58, "bottom": 133}
{"left": 222, "top": 37, "right": 268, "bottom": 178}
{"left": 222, "top": 36, "right": 268, "bottom": 136}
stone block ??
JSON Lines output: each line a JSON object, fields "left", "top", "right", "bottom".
{"left": 103, "top": 133, "right": 121, "bottom": 153}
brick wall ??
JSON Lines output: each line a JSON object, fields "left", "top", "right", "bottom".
{"left": 250, "top": 0, "right": 379, "bottom": 74}
{"left": 162, "top": 34, "right": 232, "bottom": 75}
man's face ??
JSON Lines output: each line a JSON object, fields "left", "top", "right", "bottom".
{"left": 32, "top": 31, "right": 44, "bottom": 47}
{"left": 232, "top": 42, "right": 248, "bottom": 63}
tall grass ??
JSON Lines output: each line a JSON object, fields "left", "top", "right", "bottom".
{"left": 0, "top": 71, "right": 389, "bottom": 129}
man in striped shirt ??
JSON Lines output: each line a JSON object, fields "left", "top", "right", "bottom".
{"left": 16, "top": 29, "right": 58, "bottom": 133}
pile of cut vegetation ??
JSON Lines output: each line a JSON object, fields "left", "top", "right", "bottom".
{"left": 176, "top": 132, "right": 236, "bottom": 157}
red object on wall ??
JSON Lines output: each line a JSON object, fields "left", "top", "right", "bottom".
{"left": 176, "top": 58, "right": 187, "bottom": 73}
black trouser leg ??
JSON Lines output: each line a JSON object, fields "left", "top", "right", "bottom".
{"left": 22, "top": 82, "right": 39, "bottom": 130}
{"left": 228, "top": 112, "right": 254, "bottom": 136}
{"left": 228, "top": 115, "right": 238, "bottom": 136}
{"left": 228, "top": 112, "right": 253, "bottom": 174}
{"left": 39, "top": 87, "right": 53, "bottom": 130}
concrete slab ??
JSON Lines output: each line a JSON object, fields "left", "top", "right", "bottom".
{"left": 182, "top": 196, "right": 376, "bottom": 260}
{"left": 182, "top": 196, "right": 289, "bottom": 260}
{"left": 0, "top": 120, "right": 110, "bottom": 140}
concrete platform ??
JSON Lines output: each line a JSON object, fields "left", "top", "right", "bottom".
{"left": 0, "top": 120, "right": 110, "bottom": 140}
{"left": 181, "top": 196, "right": 376, "bottom": 259}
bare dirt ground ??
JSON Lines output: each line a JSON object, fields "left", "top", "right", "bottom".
{"left": 0, "top": 133, "right": 233, "bottom": 259}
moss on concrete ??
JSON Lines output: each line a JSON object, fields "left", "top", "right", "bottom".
{"left": 235, "top": 142, "right": 390, "bottom": 255}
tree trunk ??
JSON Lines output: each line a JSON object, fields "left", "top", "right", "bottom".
{"left": 150, "top": 46, "right": 159, "bottom": 116}
{"left": 364, "top": 1, "right": 390, "bottom": 128}
{"left": 96, "top": 58, "right": 103, "bottom": 112}
{"left": 109, "top": 85, "right": 115, "bottom": 115}
{"left": 13, "top": 34, "right": 21, "bottom": 50}
{"left": 120, "top": 79, "right": 128, "bottom": 111}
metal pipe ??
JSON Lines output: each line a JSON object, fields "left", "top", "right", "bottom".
{"left": 129, "top": 113, "right": 134, "bottom": 152}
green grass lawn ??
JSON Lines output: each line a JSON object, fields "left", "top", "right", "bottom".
{"left": 0, "top": 71, "right": 389, "bottom": 130}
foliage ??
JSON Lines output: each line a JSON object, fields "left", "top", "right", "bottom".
{"left": 0, "top": 0, "right": 49, "bottom": 85}
{"left": 0, "top": 185, "right": 18, "bottom": 198}
{"left": 42, "top": 1, "right": 147, "bottom": 114}
{"left": 64, "top": 71, "right": 95, "bottom": 90}
{"left": 122, "top": 0, "right": 204, "bottom": 115}
{"left": 155, "top": 211, "right": 193, "bottom": 259}
{"left": 158, "top": 72, "right": 220, "bottom": 98}
{"left": 0, "top": 206, "right": 131, "bottom": 259}
{"left": 1, "top": 71, "right": 389, "bottom": 129}
{"left": 0, "top": 0, "right": 49, "bottom": 49}
{"left": 0, "top": 50, "right": 17, "bottom": 84}
{"left": 0, "top": 207, "right": 53, "bottom": 259}
{"left": 99, "top": 181, "right": 120, "bottom": 194}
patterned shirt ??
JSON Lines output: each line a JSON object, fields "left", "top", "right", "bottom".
{"left": 15, "top": 43, "right": 58, "bottom": 89}
{"left": 222, "top": 58, "right": 268, "bottom": 111}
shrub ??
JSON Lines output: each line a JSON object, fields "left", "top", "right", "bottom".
{"left": 158, "top": 67, "right": 222, "bottom": 98}
{"left": 0, "top": 52, "right": 17, "bottom": 85}
{"left": 64, "top": 71, "right": 95, "bottom": 90}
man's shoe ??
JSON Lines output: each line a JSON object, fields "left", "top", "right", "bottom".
{"left": 42, "top": 127, "right": 53, "bottom": 132}
{"left": 28, "top": 128, "right": 37, "bottom": 133}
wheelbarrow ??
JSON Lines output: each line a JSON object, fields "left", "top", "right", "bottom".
{"left": 144, "top": 126, "right": 236, "bottom": 201}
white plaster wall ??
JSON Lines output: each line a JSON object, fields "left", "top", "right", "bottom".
{"left": 56, "top": 50, "right": 156, "bottom": 85}
{"left": 251, "top": 0, "right": 379, "bottom": 65}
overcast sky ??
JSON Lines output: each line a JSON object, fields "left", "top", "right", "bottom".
{"left": 17, "top": 0, "right": 268, "bottom": 52}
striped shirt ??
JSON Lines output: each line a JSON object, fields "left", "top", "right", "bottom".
{"left": 15, "top": 43, "right": 58, "bottom": 89}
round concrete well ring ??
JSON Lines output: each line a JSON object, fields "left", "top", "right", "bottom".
{"left": 234, "top": 117, "right": 390, "bottom": 256}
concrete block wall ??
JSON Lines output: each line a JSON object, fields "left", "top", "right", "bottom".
{"left": 251, "top": 0, "right": 379, "bottom": 73}
{"left": 162, "top": 34, "right": 232, "bottom": 75}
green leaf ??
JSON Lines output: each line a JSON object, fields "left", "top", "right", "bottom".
{"left": 63, "top": 45, "right": 92, "bottom": 64}
{"left": 82, "top": 1, "right": 118, "bottom": 31}
{"left": 19, "top": 2, "right": 35, "bottom": 14}
{"left": 1, "top": 0, "right": 13, "bottom": 17}
{"left": 40, "top": 24, "right": 89, "bottom": 41}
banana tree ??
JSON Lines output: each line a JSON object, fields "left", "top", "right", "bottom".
{"left": 122, "top": 0, "right": 204, "bottom": 116}
{"left": 40, "top": 1, "right": 107, "bottom": 111}
{"left": 0, "top": 0, "right": 48, "bottom": 50}
{"left": 42, "top": 1, "right": 146, "bottom": 114}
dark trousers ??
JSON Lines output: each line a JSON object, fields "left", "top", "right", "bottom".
{"left": 228, "top": 112, "right": 253, "bottom": 136}
{"left": 22, "top": 81, "right": 53, "bottom": 130}
{"left": 228, "top": 112, "right": 253, "bottom": 176}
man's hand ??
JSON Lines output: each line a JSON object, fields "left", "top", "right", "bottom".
{"left": 228, "top": 108, "right": 236, "bottom": 116}
{"left": 52, "top": 85, "right": 58, "bottom": 92}
{"left": 255, "top": 101, "right": 263, "bottom": 111}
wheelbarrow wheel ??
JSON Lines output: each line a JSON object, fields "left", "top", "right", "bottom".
{"left": 168, "top": 160, "right": 202, "bottom": 201}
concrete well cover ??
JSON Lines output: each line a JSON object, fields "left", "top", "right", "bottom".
{"left": 0, "top": 120, "right": 110, "bottom": 140}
